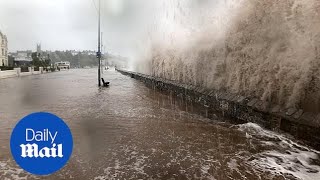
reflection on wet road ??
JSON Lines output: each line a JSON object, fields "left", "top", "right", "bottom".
{"left": 0, "top": 69, "right": 319, "bottom": 179}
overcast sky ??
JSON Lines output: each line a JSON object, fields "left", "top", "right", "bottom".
{"left": 0, "top": 0, "right": 226, "bottom": 59}
{"left": 0, "top": 0, "right": 159, "bottom": 57}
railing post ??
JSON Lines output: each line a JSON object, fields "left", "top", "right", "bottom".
{"left": 14, "top": 68, "right": 21, "bottom": 77}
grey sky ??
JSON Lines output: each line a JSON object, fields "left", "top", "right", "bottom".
{"left": 0, "top": 0, "right": 157, "bottom": 57}
{"left": 0, "top": 0, "right": 223, "bottom": 59}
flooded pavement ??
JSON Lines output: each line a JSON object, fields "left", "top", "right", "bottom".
{"left": 0, "top": 69, "right": 319, "bottom": 180}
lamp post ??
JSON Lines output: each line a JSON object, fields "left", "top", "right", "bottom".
{"left": 101, "top": 32, "right": 103, "bottom": 74}
{"left": 97, "top": 0, "right": 101, "bottom": 86}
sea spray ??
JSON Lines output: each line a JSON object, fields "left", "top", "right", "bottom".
{"left": 133, "top": 0, "right": 320, "bottom": 112}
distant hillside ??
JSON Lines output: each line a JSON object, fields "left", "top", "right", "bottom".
{"left": 49, "top": 51, "right": 98, "bottom": 67}
{"left": 47, "top": 51, "right": 128, "bottom": 68}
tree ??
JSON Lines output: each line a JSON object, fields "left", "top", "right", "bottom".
{"left": 44, "top": 54, "right": 51, "bottom": 67}
{"left": 32, "top": 52, "right": 41, "bottom": 67}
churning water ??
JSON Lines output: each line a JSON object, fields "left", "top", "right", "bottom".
{"left": 0, "top": 69, "right": 319, "bottom": 179}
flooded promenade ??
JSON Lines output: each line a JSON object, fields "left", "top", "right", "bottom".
{"left": 0, "top": 69, "right": 319, "bottom": 179}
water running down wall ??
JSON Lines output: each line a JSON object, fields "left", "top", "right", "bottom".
{"left": 116, "top": 68, "right": 320, "bottom": 151}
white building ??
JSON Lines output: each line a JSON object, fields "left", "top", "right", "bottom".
{"left": 15, "top": 51, "right": 32, "bottom": 62}
{"left": 0, "top": 31, "right": 8, "bottom": 66}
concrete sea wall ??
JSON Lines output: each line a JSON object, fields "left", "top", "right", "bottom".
{"left": 116, "top": 69, "right": 320, "bottom": 150}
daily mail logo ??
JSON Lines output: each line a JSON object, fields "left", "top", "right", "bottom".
{"left": 20, "top": 129, "right": 63, "bottom": 158}
{"left": 10, "top": 112, "right": 73, "bottom": 175}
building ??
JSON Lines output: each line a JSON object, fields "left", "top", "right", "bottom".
{"left": 36, "top": 43, "right": 41, "bottom": 54}
{"left": 0, "top": 31, "right": 8, "bottom": 66}
{"left": 13, "top": 50, "right": 33, "bottom": 66}
{"left": 10, "top": 44, "right": 50, "bottom": 67}
{"left": 15, "top": 51, "right": 32, "bottom": 61}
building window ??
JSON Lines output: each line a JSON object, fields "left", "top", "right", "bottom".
{"left": 1, "top": 49, "right": 3, "bottom": 56}
{"left": 1, "top": 40, "right": 4, "bottom": 44}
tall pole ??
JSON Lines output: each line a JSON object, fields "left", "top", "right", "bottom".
{"left": 101, "top": 32, "right": 103, "bottom": 74}
{"left": 97, "top": 0, "right": 101, "bottom": 86}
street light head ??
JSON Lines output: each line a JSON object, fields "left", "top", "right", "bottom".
{"left": 96, "top": 52, "right": 101, "bottom": 58}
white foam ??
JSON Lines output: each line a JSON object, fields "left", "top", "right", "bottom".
{"left": 0, "top": 161, "right": 36, "bottom": 180}
{"left": 237, "top": 123, "right": 320, "bottom": 180}
{"left": 227, "top": 159, "right": 238, "bottom": 171}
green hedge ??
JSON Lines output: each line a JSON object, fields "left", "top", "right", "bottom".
{"left": 0, "top": 66, "right": 14, "bottom": 71}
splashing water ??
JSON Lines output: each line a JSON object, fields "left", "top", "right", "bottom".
{"left": 236, "top": 123, "right": 320, "bottom": 180}
{"left": 133, "top": 0, "right": 320, "bottom": 112}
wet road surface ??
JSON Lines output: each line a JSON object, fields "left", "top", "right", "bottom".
{"left": 0, "top": 69, "right": 320, "bottom": 180}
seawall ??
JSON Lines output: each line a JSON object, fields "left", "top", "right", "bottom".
{"left": 116, "top": 69, "right": 320, "bottom": 150}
